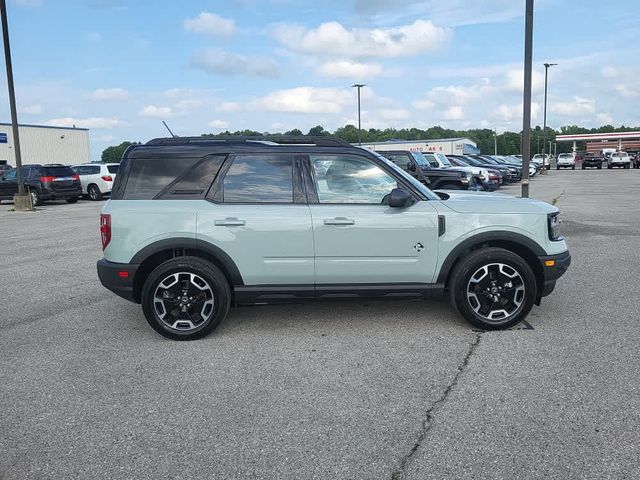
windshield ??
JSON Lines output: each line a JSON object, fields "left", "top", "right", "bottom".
{"left": 410, "top": 151, "right": 429, "bottom": 166}
{"left": 433, "top": 153, "right": 452, "bottom": 167}
{"left": 369, "top": 151, "right": 440, "bottom": 200}
{"left": 559, "top": 154, "right": 572, "bottom": 158}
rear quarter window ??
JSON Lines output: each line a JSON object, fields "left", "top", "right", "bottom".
{"left": 123, "top": 157, "right": 199, "bottom": 200}
{"left": 107, "top": 165, "right": 119, "bottom": 174}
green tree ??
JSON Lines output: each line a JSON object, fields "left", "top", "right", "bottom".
{"left": 101, "top": 141, "right": 138, "bottom": 163}
{"left": 284, "top": 128, "right": 303, "bottom": 136}
{"left": 307, "top": 125, "right": 329, "bottom": 136}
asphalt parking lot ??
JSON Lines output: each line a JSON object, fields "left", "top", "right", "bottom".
{"left": 1, "top": 169, "right": 639, "bottom": 479}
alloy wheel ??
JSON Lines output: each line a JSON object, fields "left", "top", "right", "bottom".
{"left": 153, "top": 272, "right": 215, "bottom": 332}
{"left": 466, "top": 263, "right": 525, "bottom": 322}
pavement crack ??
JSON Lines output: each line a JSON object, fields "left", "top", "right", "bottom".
{"left": 391, "top": 332, "right": 482, "bottom": 480}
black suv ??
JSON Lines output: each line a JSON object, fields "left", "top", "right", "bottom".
{"left": 376, "top": 150, "right": 481, "bottom": 190}
{"left": 0, "top": 164, "right": 82, "bottom": 206}
{"left": 581, "top": 152, "right": 603, "bottom": 169}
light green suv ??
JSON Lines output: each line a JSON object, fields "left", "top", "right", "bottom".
{"left": 97, "top": 137, "right": 570, "bottom": 340}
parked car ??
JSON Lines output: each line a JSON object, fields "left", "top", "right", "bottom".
{"left": 633, "top": 153, "right": 640, "bottom": 169}
{"left": 556, "top": 153, "right": 576, "bottom": 170}
{"left": 0, "top": 164, "right": 82, "bottom": 206}
{"left": 581, "top": 153, "right": 603, "bottom": 169}
{"left": 607, "top": 151, "right": 631, "bottom": 169}
{"left": 376, "top": 150, "right": 481, "bottom": 190}
{"left": 72, "top": 163, "right": 119, "bottom": 200}
{"left": 446, "top": 155, "right": 501, "bottom": 191}
{"left": 97, "top": 136, "right": 570, "bottom": 340}
{"left": 0, "top": 164, "right": 12, "bottom": 174}
{"left": 531, "top": 154, "right": 550, "bottom": 170}
{"left": 469, "top": 155, "right": 521, "bottom": 182}
{"left": 453, "top": 155, "right": 506, "bottom": 185}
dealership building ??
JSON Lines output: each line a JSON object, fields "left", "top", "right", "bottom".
{"left": 359, "top": 138, "right": 480, "bottom": 155}
{"left": 0, "top": 122, "right": 90, "bottom": 168}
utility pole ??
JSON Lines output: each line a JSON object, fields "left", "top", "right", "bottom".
{"left": 521, "top": 0, "right": 534, "bottom": 198}
{"left": 1, "top": 0, "right": 30, "bottom": 210}
{"left": 352, "top": 84, "right": 365, "bottom": 146}
{"left": 541, "top": 62, "right": 557, "bottom": 173}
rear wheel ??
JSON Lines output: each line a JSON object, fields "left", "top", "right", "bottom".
{"left": 597, "top": 165, "right": 602, "bottom": 169}
{"left": 449, "top": 247, "right": 537, "bottom": 330}
{"left": 29, "top": 189, "right": 41, "bottom": 206}
{"left": 66, "top": 197, "right": 79, "bottom": 204}
{"left": 88, "top": 184, "right": 103, "bottom": 201}
{"left": 571, "top": 165, "right": 575, "bottom": 170}
{"left": 141, "top": 256, "right": 231, "bottom": 340}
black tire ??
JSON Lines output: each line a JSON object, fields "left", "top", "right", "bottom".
{"left": 556, "top": 166, "right": 560, "bottom": 170}
{"left": 581, "top": 165, "right": 585, "bottom": 170}
{"left": 141, "top": 256, "right": 231, "bottom": 340}
{"left": 571, "top": 165, "right": 575, "bottom": 170}
{"left": 66, "top": 197, "right": 79, "bottom": 204}
{"left": 88, "top": 184, "right": 103, "bottom": 201}
{"left": 607, "top": 164, "right": 612, "bottom": 169}
{"left": 29, "top": 189, "right": 41, "bottom": 206}
{"left": 597, "top": 165, "right": 602, "bottom": 169}
{"left": 448, "top": 247, "right": 537, "bottom": 330}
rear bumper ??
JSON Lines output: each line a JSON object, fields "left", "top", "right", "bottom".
{"left": 538, "top": 250, "right": 571, "bottom": 297}
{"left": 41, "top": 186, "right": 82, "bottom": 200}
{"left": 97, "top": 258, "right": 140, "bottom": 303}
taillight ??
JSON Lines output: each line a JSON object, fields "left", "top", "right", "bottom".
{"left": 39, "top": 176, "right": 56, "bottom": 183}
{"left": 101, "top": 175, "right": 113, "bottom": 182}
{"left": 72, "top": 174, "right": 80, "bottom": 181}
{"left": 100, "top": 214, "right": 111, "bottom": 250}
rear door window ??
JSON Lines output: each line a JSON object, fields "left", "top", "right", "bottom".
{"left": 220, "top": 155, "right": 293, "bottom": 203}
{"left": 107, "top": 165, "right": 119, "bottom": 174}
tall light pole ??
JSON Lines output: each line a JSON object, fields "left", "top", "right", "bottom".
{"left": 521, "top": 0, "right": 534, "bottom": 198}
{"left": 541, "top": 62, "right": 557, "bottom": 172}
{"left": 352, "top": 84, "right": 365, "bottom": 146}
{"left": 1, "top": 0, "right": 30, "bottom": 210}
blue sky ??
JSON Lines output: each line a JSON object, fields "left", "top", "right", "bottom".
{"left": 2, "top": 0, "right": 639, "bottom": 159}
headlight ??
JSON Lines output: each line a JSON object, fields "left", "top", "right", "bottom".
{"left": 548, "top": 212, "right": 563, "bottom": 241}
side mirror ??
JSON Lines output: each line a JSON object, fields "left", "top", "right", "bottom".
{"left": 388, "top": 188, "right": 414, "bottom": 208}
{"left": 406, "top": 161, "right": 416, "bottom": 172}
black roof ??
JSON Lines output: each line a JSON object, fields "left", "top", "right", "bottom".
{"left": 145, "top": 136, "right": 352, "bottom": 147}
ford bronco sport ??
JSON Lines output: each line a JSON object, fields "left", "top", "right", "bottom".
{"left": 97, "top": 136, "right": 570, "bottom": 340}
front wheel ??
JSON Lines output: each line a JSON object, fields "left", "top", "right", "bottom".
{"left": 571, "top": 165, "right": 575, "bottom": 170}
{"left": 141, "top": 256, "right": 231, "bottom": 340}
{"left": 66, "top": 197, "right": 78, "bottom": 204}
{"left": 29, "top": 189, "right": 41, "bottom": 206}
{"left": 449, "top": 247, "right": 537, "bottom": 330}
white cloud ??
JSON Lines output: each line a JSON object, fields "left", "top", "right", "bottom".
{"left": 248, "top": 87, "right": 352, "bottom": 114}
{"left": 272, "top": 19, "right": 451, "bottom": 58}
{"left": 215, "top": 102, "right": 241, "bottom": 113}
{"left": 442, "top": 105, "right": 464, "bottom": 120}
{"left": 495, "top": 102, "right": 541, "bottom": 123}
{"left": 550, "top": 96, "right": 595, "bottom": 116}
{"left": 164, "top": 88, "right": 198, "bottom": 98}
{"left": 601, "top": 66, "right": 618, "bottom": 78}
{"left": 316, "top": 60, "right": 383, "bottom": 79}
{"left": 183, "top": 12, "right": 235, "bottom": 37}
{"left": 378, "top": 108, "right": 411, "bottom": 121}
{"left": 208, "top": 120, "right": 229, "bottom": 129}
{"left": 413, "top": 80, "right": 492, "bottom": 110}
{"left": 44, "top": 117, "right": 121, "bottom": 129}
{"left": 138, "top": 105, "right": 174, "bottom": 118}
{"left": 175, "top": 99, "right": 203, "bottom": 111}
{"left": 597, "top": 112, "right": 613, "bottom": 124}
{"left": 504, "top": 68, "right": 544, "bottom": 94}
{"left": 95, "top": 134, "right": 115, "bottom": 142}
{"left": 190, "top": 49, "right": 280, "bottom": 77}
{"left": 20, "top": 104, "right": 43, "bottom": 114}
{"left": 86, "top": 88, "right": 129, "bottom": 101}
{"left": 615, "top": 84, "right": 640, "bottom": 97}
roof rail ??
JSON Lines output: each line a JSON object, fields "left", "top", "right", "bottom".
{"left": 145, "top": 135, "right": 352, "bottom": 147}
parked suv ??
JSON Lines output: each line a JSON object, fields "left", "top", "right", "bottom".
{"left": 72, "top": 163, "right": 119, "bottom": 200}
{"left": 0, "top": 164, "right": 81, "bottom": 206}
{"left": 581, "top": 153, "right": 603, "bottom": 169}
{"left": 376, "top": 150, "right": 481, "bottom": 190}
{"left": 556, "top": 153, "right": 576, "bottom": 170}
{"left": 97, "top": 137, "right": 571, "bottom": 340}
{"left": 607, "top": 152, "right": 631, "bottom": 169}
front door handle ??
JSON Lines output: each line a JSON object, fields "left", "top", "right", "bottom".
{"left": 324, "top": 217, "right": 355, "bottom": 226}
{"left": 214, "top": 217, "right": 246, "bottom": 227}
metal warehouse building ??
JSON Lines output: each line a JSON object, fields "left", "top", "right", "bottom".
{"left": 0, "top": 123, "right": 90, "bottom": 167}
{"left": 360, "top": 138, "right": 480, "bottom": 155}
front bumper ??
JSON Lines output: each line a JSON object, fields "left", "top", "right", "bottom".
{"left": 97, "top": 258, "right": 140, "bottom": 303}
{"left": 538, "top": 250, "right": 571, "bottom": 297}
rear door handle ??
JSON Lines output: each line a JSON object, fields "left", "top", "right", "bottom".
{"left": 324, "top": 217, "right": 355, "bottom": 226}
{"left": 214, "top": 217, "right": 246, "bottom": 227}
